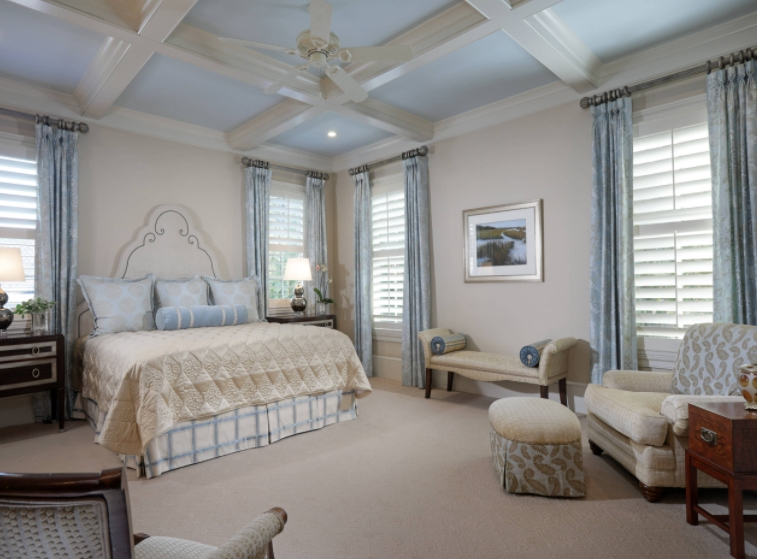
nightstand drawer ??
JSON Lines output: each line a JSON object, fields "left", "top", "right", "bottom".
{"left": 0, "top": 341, "right": 57, "bottom": 362}
{"left": 0, "top": 359, "right": 56, "bottom": 390}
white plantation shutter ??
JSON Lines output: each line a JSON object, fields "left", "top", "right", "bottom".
{"left": 372, "top": 181, "right": 405, "bottom": 324}
{"left": 0, "top": 155, "right": 37, "bottom": 230}
{"left": 632, "top": 122, "right": 713, "bottom": 339}
{"left": 268, "top": 184, "right": 305, "bottom": 304}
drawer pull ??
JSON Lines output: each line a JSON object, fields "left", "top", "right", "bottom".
{"left": 700, "top": 427, "right": 718, "bottom": 446}
{"left": 31, "top": 368, "right": 40, "bottom": 378}
{"left": 31, "top": 346, "right": 40, "bottom": 356}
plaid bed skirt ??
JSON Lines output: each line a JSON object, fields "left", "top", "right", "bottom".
{"left": 83, "top": 390, "right": 358, "bottom": 478}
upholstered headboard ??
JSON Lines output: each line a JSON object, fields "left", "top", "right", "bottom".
{"left": 76, "top": 204, "right": 221, "bottom": 337}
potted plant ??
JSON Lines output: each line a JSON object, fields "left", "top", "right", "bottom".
{"left": 15, "top": 297, "right": 56, "bottom": 335}
{"left": 313, "top": 263, "right": 335, "bottom": 316}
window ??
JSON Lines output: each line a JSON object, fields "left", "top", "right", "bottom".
{"left": 372, "top": 176, "right": 404, "bottom": 325}
{"left": 0, "top": 155, "right": 36, "bottom": 308}
{"left": 632, "top": 121, "right": 713, "bottom": 339}
{"left": 267, "top": 182, "right": 305, "bottom": 310}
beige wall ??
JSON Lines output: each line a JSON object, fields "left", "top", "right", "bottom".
{"left": 333, "top": 101, "right": 594, "bottom": 394}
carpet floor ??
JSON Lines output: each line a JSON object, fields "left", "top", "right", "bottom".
{"left": 1, "top": 378, "right": 756, "bottom": 559}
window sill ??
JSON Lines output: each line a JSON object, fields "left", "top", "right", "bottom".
{"left": 373, "top": 326, "right": 402, "bottom": 343}
{"left": 638, "top": 336, "right": 681, "bottom": 371}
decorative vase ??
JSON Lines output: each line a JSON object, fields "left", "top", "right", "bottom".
{"left": 31, "top": 312, "right": 49, "bottom": 336}
{"left": 315, "top": 302, "right": 328, "bottom": 316}
{"left": 738, "top": 364, "right": 757, "bottom": 410}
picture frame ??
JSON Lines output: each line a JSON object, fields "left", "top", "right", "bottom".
{"left": 463, "top": 199, "right": 543, "bottom": 283}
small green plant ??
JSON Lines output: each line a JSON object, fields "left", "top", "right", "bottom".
{"left": 15, "top": 297, "right": 56, "bottom": 315}
{"left": 313, "top": 288, "right": 335, "bottom": 305}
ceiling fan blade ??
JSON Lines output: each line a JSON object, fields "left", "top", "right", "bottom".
{"left": 326, "top": 66, "right": 368, "bottom": 103}
{"left": 219, "top": 38, "right": 297, "bottom": 55}
{"left": 309, "top": 0, "right": 332, "bottom": 47}
{"left": 264, "top": 65, "right": 309, "bottom": 95}
{"left": 338, "top": 45, "right": 413, "bottom": 63}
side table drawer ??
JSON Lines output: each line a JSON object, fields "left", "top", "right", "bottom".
{"left": 690, "top": 406, "right": 733, "bottom": 471}
{"left": 0, "top": 341, "right": 57, "bottom": 363}
{"left": 0, "top": 359, "right": 56, "bottom": 391}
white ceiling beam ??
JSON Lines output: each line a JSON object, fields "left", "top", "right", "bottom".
{"left": 337, "top": 99, "right": 434, "bottom": 142}
{"left": 464, "top": 0, "right": 600, "bottom": 93}
{"left": 227, "top": 101, "right": 324, "bottom": 151}
{"left": 72, "top": 0, "right": 201, "bottom": 119}
{"left": 74, "top": 38, "right": 153, "bottom": 118}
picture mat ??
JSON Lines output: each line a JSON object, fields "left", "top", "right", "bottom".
{"left": 467, "top": 207, "right": 536, "bottom": 277}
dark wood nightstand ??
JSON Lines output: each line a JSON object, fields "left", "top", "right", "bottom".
{"left": 0, "top": 333, "right": 65, "bottom": 431}
{"left": 686, "top": 402, "right": 757, "bottom": 559}
{"left": 266, "top": 313, "right": 337, "bottom": 329}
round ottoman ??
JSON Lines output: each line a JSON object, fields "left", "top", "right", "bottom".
{"left": 489, "top": 397, "right": 585, "bottom": 497}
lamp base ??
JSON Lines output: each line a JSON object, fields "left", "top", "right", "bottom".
{"left": 290, "top": 282, "right": 307, "bottom": 315}
{"left": 0, "top": 285, "right": 13, "bottom": 333}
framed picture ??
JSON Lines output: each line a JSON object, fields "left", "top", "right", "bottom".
{"left": 463, "top": 199, "right": 543, "bottom": 283}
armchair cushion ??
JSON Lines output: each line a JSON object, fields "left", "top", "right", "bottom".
{"left": 602, "top": 370, "right": 674, "bottom": 393}
{"left": 660, "top": 395, "right": 743, "bottom": 437}
{"left": 672, "top": 323, "right": 757, "bottom": 396}
{"left": 584, "top": 385, "right": 670, "bottom": 446}
{"left": 135, "top": 537, "right": 216, "bottom": 559}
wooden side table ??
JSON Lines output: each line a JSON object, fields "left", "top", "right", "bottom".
{"left": 685, "top": 402, "right": 757, "bottom": 559}
{"left": 0, "top": 333, "right": 65, "bottom": 431}
{"left": 266, "top": 313, "right": 337, "bottom": 329}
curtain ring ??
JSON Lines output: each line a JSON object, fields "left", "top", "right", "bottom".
{"left": 719, "top": 56, "right": 725, "bottom": 70}
{"left": 705, "top": 60, "right": 711, "bottom": 74}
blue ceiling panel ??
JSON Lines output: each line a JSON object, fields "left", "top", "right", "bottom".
{"left": 268, "top": 111, "right": 394, "bottom": 157}
{"left": 552, "top": 0, "right": 757, "bottom": 62}
{"left": 370, "top": 31, "right": 558, "bottom": 122}
{"left": 114, "top": 54, "right": 284, "bottom": 131}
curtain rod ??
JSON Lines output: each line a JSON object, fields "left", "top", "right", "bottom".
{"left": 241, "top": 157, "right": 329, "bottom": 180}
{"left": 580, "top": 46, "right": 756, "bottom": 109}
{"left": 348, "top": 145, "right": 429, "bottom": 176}
{"left": 0, "top": 106, "right": 89, "bottom": 133}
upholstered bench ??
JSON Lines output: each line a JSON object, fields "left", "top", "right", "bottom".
{"left": 489, "top": 397, "right": 585, "bottom": 497}
{"left": 418, "top": 328, "right": 577, "bottom": 404}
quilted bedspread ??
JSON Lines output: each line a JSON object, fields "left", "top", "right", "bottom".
{"left": 81, "top": 322, "right": 372, "bottom": 455}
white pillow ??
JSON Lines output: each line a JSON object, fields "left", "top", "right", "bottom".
{"left": 203, "top": 276, "right": 261, "bottom": 322}
{"left": 78, "top": 275, "right": 155, "bottom": 336}
{"left": 154, "top": 275, "right": 209, "bottom": 308}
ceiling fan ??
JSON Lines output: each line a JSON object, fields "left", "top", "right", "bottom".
{"left": 219, "top": 0, "right": 413, "bottom": 103}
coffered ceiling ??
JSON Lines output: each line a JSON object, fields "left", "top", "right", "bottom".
{"left": 0, "top": 0, "right": 755, "bottom": 170}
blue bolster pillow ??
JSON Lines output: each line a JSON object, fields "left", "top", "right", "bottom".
{"left": 431, "top": 334, "right": 467, "bottom": 355}
{"left": 155, "top": 305, "right": 248, "bottom": 331}
{"left": 519, "top": 339, "right": 552, "bottom": 368}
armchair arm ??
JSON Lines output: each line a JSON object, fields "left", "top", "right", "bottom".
{"left": 537, "top": 337, "right": 577, "bottom": 385}
{"left": 602, "top": 370, "right": 674, "bottom": 393}
{"left": 213, "top": 508, "right": 287, "bottom": 559}
{"left": 661, "top": 395, "right": 743, "bottom": 437}
{"left": 417, "top": 328, "right": 453, "bottom": 370}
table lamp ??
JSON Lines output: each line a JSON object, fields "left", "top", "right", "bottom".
{"left": 0, "top": 247, "right": 25, "bottom": 333}
{"left": 283, "top": 257, "right": 312, "bottom": 314}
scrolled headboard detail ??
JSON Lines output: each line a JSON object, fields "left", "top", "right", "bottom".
{"left": 77, "top": 204, "right": 222, "bottom": 337}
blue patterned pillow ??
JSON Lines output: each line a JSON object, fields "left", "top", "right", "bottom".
{"left": 78, "top": 275, "right": 155, "bottom": 336}
{"left": 155, "top": 305, "right": 248, "bottom": 331}
{"left": 154, "top": 276, "right": 209, "bottom": 308}
{"left": 203, "top": 276, "right": 261, "bottom": 322}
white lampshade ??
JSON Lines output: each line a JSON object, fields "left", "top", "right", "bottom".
{"left": 0, "top": 248, "right": 25, "bottom": 282}
{"left": 283, "top": 258, "right": 312, "bottom": 281}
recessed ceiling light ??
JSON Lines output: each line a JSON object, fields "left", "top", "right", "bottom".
{"left": 327, "top": 131, "right": 337, "bottom": 138}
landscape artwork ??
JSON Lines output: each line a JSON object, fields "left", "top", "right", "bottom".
{"left": 463, "top": 199, "right": 543, "bottom": 283}
{"left": 476, "top": 219, "right": 527, "bottom": 267}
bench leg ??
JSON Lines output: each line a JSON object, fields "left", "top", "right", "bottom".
{"left": 447, "top": 371, "right": 453, "bottom": 392}
{"left": 539, "top": 385, "right": 548, "bottom": 399}
{"left": 559, "top": 378, "right": 567, "bottom": 407}
{"left": 425, "top": 368, "right": 432, "bottom": 399}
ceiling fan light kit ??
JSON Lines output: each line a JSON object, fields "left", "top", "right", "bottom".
{"left": 220, "top": 0, "right": 413, "bottom": 103}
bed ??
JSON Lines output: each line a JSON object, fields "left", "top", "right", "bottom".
{"left": 74, "top": 204, "right": 371, "bottom": 478}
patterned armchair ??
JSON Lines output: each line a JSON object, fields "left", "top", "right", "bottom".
{"left": 0, "top": 467, "right": 287, "bottom": 559}
{"left": 585, "top": 323, "right": 757, "bottom": 502}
